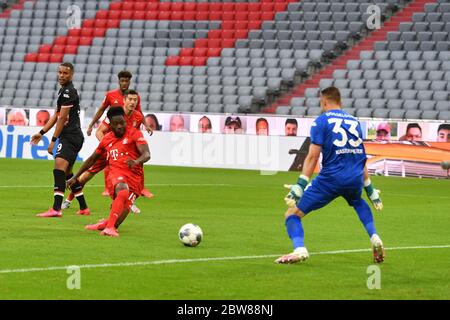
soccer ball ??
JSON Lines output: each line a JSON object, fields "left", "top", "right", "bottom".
{"left": 179, "top": 223, "right": 203, "bottom": 247}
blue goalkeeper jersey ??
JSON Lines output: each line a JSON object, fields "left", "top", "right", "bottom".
{"left": 310, "top": 109, "right": 367, "bottom": 185}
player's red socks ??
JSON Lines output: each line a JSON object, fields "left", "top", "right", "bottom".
{"left": 106, "top": 189, "right": 130, "bottom": 229}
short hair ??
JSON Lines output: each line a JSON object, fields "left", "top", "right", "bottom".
{"left": 118, "top": 70, "right": 132, "bottom": 79}
{"left": 60, "top": 62, "right": 74, "bottom": 71}
{"left": 107, "top": 106, "right": 125, "bottom": 121}
{"left": 438, "top": 124, "right": 450, "bottom": 132}
{"left": 256, "top": 118, "right": 268, "bottom": 126}
{"left": 321, "top": 86, "right": 341, "bottom": 105}
{"left": 285, "top": 118, "right": 298, "bottom": 127}
{"left": 124, "top": 89, "right": 138, "bottom": 96}
{"left": 406, "top": 123, "right": 422, "bottom": 133}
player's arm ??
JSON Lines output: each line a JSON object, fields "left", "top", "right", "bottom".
{"left": 127, "top": 143, "right": 151, "bottom": 169}
{"left": 363, "top": 166, "right": 383, "bottom": 211}
{"left": 95, "top": 123, "right": 109, "bottom": 141}
{"left": 47, "top": 106, "right": 71, "bottom": 155}
{"left": 284, "top": 144, "right": 321, "bottom": 207}
{"left": 67, "top": 151, "right": 102, "bottom": 189}
{"left": 30, "top": 111, "right": 58, "bottom": 145}
{"left": 87, "top": 101, "right": 108, "bottom": 136}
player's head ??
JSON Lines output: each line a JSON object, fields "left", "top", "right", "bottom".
{"left": 145, "top": 114, "right": 160, "bottom": 131}
{"left": 405, "top": 123, "right": 422, "bottom": 141}
{"left": 376, "top": 123, "right": 391, "bottom": 141}
{"left": 437, "top": 124, "right": 450, "bottom": 142}
{"left": 36, "top": 110, "right": 51, "bottom": 126}
{"left": 320, "top": 87, "right": 341, "bottom": 111}
{"left": 58, "top": 62, "right": 74, "bottom": 86}
{"left": 123, "top": 89, "right": 138, "bottom": 112}
{"left": 107, "top": 106, "right": 126, "bottom": 138}
{"left": 224, "top": 116, "right": 242, "bottom": 134}
{"left": 256, "top": 118, "right": 269, "bottom": 136}
{"left": 7, "top": 108, "right": 29, "bottom": 126}
{"left": 170, "top": 114, "right": 185, "bottom": 132}
{"left": 285, "top": 119, "right": 298, "bottom": 136}
{"left": 198, "top": 116, "right": 212, "bottom": 133}
{"left": 118, "top": 70, "right": 132, "bottom": 92}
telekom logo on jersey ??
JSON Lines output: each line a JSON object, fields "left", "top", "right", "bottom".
{"left": 109, "top": 149, "right": 119, "bottom": 161}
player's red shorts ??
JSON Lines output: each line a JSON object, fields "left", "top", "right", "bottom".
{"left": 107, "top": 170, "right": 143, "bottom": 201}
{"left": 88, "top": 154, "right": 108, "bottom": 173}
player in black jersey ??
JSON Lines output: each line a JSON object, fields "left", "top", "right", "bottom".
{"left": 31, "top": 62, "right": 89, "bottom": 217}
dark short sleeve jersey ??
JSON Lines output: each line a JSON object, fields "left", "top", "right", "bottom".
{"left": 57, "top": 81, "right": 82, "bottom": 136}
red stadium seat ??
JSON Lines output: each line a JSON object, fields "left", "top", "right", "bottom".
{"left": 133, "top": 11, "right": 145, "bottom": 20}
{"left": 109, "top": 2, "right": 122, "bottom": 10}
{"left": 262, "top": 3, "right": 274, "bottom": 11}
{"left": 222, "top": 39, "right": 235, "bottom": 48}
{"left": 209, "top": 11, "right": 222, "bottom": 20}
{"left": 171, "top": 11, "right": 183, "bottom": 20}
{"left": 207, "top": 48, "right": 221, "bottom": 57}
{"left": 210, "top": 3, "right": 223, "bottom": 11}
{"left": 179, "top": 57, "right": 193, "bottom": 66}
{"left": 197, "top": 3, "right": 209, "bottom": 11}
{"left": 222, "top": 12, "right": 235, "bottom": 21}
{"left": 67, "top": 37, "right": 79, "bottom": 46}
{"left": 37, "top": 53, "right": 50, "bottom": 63}
{"left": 134, "top": 2, "right": 146, "bottom": 11}
{"left": 122, "top": 1, "right": 135, "bottom": 10}
{"left": 248, "top": 12, "right": 261, "bottom": 20}
{"left": 50, "top": 54, "right": 63, "bottom": 63}
{"left": 96, "top": 10, "right": 108, "bottom": 20}
{"left": 81, "top": 28, "right": 93, "bottom": 37}
{"left": 158, "top": 11, "right": 171, "bottom": 20}
{"left": 179, "top": 48, "right": 194, "bottom": 57}
{"left": 38, "top": 44, "right": 52, "bottom": 54}
{"left": 54, "top": 36, "right": 67, "bottom": 46}
{"left": 222, "top": 30, "right": 234, "bottom": 39}
{"left": 82, "top": 19, "right": 95, "bottom": 28}
{"left": 68, "top": 29, "right": 81, "bottom": 37}
{"left": 194, "top": 39, "right": 208, "bottom": 48}
{"left": 235, "top": 21, "right": 248, "bottom": 29}
{"left": 65, "top": 45, "right": 78, "bottom": 54}
{"left": 146, "top": 3, "right": 158, "bottom": 11}
{"left": 79, "top": 37, "right": 93, "bottom": 46}
{"left": 106, "top": 20, "right": 120, "bottom": 28}
{"left": 196, "top": 11, "right": 208, "bottom": 20}
{"left": 235, "top": 12, "right": 248, "bottom": 21}
{"left": 208, "top": 30, "right": 221, "bottom": 39}
{"left": 192, "top": 57, "right": 207, "bottom": 66}
{"left": 208, "top": 39, "right": 221, "bottom": 48}
{"left": 223, "top": 3, "right": 235, "bottom": 11}
{"left": 261, "top": 12, "right": 275, "bottom": 20}
{"left": 235, "top": 3, "right": 249, "bottom": 11}
{"left": 159, "top": 3, "right": 171, "bottom": 11}
{"left": 25, "top": 53, "right": 38, "bottom": 62}
{"left": 94, "top": 20, "right": 107, "bottom": 28}
{"left": 121, "top": 10, "right": 133, "bottom": 20}
{"left": 108, "top": 10, "right": 121, "bottom": 20}
{"left": 184, "top": 3, "right": 196, "bottom": 11}
{"left": 249, "top": 3, "right": 262, "bottom": 11}
{"left": 235, "top": 30, "right": 249, "bottom": 38}
{"left": 171, "top": 3, "right": 184, "bottom": 11}
{"left": 145, "top": 11, "right": 158, "bottom": 19}
{"left": 165, "top": 56, "right": 179, "bottom": 66}
{"left": 183, "top": 11, "right": 196, "bottom": 20}
{"left": 221, "top": 20, "right": 235, "bottom": 29}
{"left": 248, "top": 21, "right": 262, "bottom": 29}
{"left": 52, "top": 45, "right": 65, "bottom": 54}
{"left": 93, "top": 28, "right": 106, "bottom": 37}
{"left": 193, "top": 48, "right": 207, "bottom": 57}
{"left": 275, "top": 3, "right": 288, "bottom": 11}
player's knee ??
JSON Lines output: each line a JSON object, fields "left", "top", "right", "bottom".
{"left": 115, "top": 184, "right": 129, "bottom": 199}
{"left": 284, "top": 207, "right": 305, "bottom": 219}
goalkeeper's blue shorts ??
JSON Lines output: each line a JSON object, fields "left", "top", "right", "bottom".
{"left": 297, "top": 175, "right": 363, "bottom": 215}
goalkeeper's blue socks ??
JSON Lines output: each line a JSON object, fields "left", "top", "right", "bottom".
{"left": 353, "top": 198, "right": 377, "bottom": 238}
{"left": 285, "top": 215, "right": 305, "bottom": 249}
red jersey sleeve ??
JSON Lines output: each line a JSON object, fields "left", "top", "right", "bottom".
{"left": 101, "top": 93, "right": 110, "bottom": 109}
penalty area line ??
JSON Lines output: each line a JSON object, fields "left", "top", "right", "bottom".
{"left": 0, "top": 245, "right": 449, "bottom": 274}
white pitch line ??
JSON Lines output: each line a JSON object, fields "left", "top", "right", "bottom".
{"left": 0, "top": 244, "right": 449, "bottom": 274}
{"left": 0, "top": 184, "right": 240, "bottom": 188}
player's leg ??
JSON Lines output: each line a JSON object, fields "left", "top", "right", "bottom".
{"left": 276, "top": 178, "right": 336, "bottom": 264}
{"left": 37, "top": 157, "right": 69, "bottom": 217}
{"left": 67, "top": 169, "right": 90, "bottom": 215}
{"left": 344, "top": 191, "right": 384, "bottom": 263}
{"left": 101, "top": 182, "right": 130, "bottom": 237}
{"left": 102, "top": 166, "right": 111, "bottom": 196}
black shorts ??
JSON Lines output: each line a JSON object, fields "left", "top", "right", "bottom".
{"left": 55, "top": 134, "right": 84, "bottom": 166}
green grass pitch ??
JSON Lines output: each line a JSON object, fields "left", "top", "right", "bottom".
{"left": 0, "top": 158, "right": 449, "bottom": 299}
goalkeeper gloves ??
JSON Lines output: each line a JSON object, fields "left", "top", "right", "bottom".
{"left": 364, "top": 179, "right": 383, "bottom": 211}
{"left": 284, "top": 175, "right": 309, "bottom": 207}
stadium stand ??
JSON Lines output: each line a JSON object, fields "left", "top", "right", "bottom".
{"left": 0, "top": 0, "right": 448, "bottom": 120}
{"left": 271, "top": 0, "right": 450, "bottom": 120}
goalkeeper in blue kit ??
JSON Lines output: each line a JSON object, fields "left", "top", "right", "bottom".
{"left": 276, "top": 87, "right": 384, "bottom": 264}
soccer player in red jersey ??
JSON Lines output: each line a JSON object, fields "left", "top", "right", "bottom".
{"left": 68, "top": 107, "right": 150, "bottom": 237}
{"left": 85, "top": 70, "right": 153, "bottom": 198}
{"left": 62, "top": 90, "right": 148, "bottom": 213}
